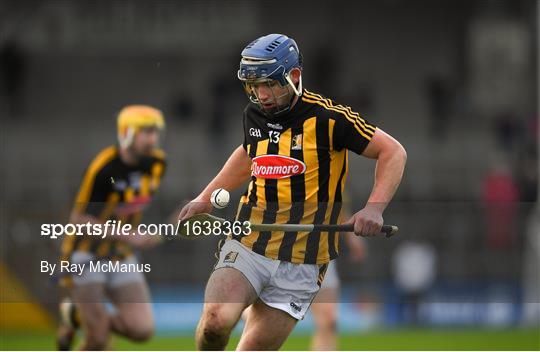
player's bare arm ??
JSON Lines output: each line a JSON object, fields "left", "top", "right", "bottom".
{"left": 178, "top": 145, "right": 252, "bottom": 221}
{"left": 347, "top": 128, "right": 407, "bottom": 236}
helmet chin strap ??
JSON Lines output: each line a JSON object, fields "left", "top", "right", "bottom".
{"left": 119, "top": 127, "right": 135, "bottom": 149}
{"left": 284, "top": 72, "right": 303, "bottom": 97}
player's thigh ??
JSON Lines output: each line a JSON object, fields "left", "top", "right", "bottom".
{"left": 237, "top": 298, "right": 298, "bottom": 351}
{"left": 201, "top": 267, "right": 258, "bottom": 329}
{"left": 205, "top": 267, "right": 257, "bottom": 303}
{"left": 107, "top": 280, "right": 153, "bottom": 328}
{"left": 71, "top": 283, "right": 109, "bottom": 331}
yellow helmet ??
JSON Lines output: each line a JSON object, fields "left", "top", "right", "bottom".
{"left": 117, "top": 105, "right": 165, "bottom": 148}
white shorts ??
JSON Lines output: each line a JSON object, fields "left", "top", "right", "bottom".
{"left": 214, "top": 239, "right": 327, "bottom": 320}
{"left": 320, "top": 259, "right": 340, "bottom": 290}
{"left": 70, "top": 251, "right": 146, "bottom": 289}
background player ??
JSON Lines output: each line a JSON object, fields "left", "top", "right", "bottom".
{"left": 310, "top": 229, "right": 366, "bottom": 351}
{"left": 178, "top": 33, "right": 407, "bottom": 350}
{"left": 57, "top": 105, "right": 167, "bottom": 350}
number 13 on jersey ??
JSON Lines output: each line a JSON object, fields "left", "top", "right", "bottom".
{"left": 269, "top": 131, "right": 280, "bottom": 143}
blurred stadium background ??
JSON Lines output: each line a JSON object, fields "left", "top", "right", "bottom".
{"left": 1, "top": 0, "right": 538, "bottom": 350}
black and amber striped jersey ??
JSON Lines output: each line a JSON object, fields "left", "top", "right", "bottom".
{"left": 61, "top": 145, "right": 166, "bottom": 263}
{"left": 235, "top": 89, "right": 377, "bottom": 264}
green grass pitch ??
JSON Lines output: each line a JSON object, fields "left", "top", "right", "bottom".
{"left": 1, "top": 329, "right": 539, "bottom": 350}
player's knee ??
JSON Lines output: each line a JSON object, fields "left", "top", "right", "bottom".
{"left": 325, "top": 314, "right": 338, "bottom": 332}
{"left": 239, "top": 339, "right": 264, "bottom": 351}
{"left": 116, "top": 310, "right": 154, "bottom": 342}
{"left": 82, "top": 309, "right": 110, "bottom": 348}
{"left": 84, "top": 325, "right": 109, "bottom": 349}
{"left": 326, "top": 315, "right": 338, "bottom": 332}
{"left": 202, "top": 317, "right": 228, "bottom": 342}
{"left": 200, "top": 305, "right": 232, "bottom": 342}
{"left": 128, "top": 326, "right": 154, "bottom": 342}
{"left": 125, "top": 321, "right": 154, "bottom": 342}
{"left": 201, "top": 325, "right": 225, "bottom": 346}
{"left": 316, "top": 310, "right": 337, "bottom": 332}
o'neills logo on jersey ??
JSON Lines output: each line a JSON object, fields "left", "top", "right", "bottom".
{"left": 252, "top": 155, "right": 306, "bottom": 179}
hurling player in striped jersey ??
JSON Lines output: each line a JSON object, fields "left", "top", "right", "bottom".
{"left": 57, "top": 106, "right": 166, "bottom": 350}
{"left": 178, "top": 33, "right": 406, "bottom": 350}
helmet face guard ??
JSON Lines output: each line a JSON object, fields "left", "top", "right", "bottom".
{"left": 237, "top": 34, "right": 303, "bottom": 117}
{"left": 240, "top": 72, "right": 301, "bottom": 117}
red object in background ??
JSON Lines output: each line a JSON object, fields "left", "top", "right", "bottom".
{"left": 481, "top": 170, "right": 519, "bottom": 249}
{"left": 114, "top": 195, "right": 152, "bottom": 216}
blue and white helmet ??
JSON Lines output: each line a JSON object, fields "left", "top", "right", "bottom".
{"left": 238, "top": 34, "right": 303, "bottom": 116}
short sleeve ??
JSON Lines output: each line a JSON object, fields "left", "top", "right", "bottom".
{"left": 333, "top": 111, "right": 377, "bottom": 155}
{"left": 73, "top": 166, "right": 111, "bottom": 217}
